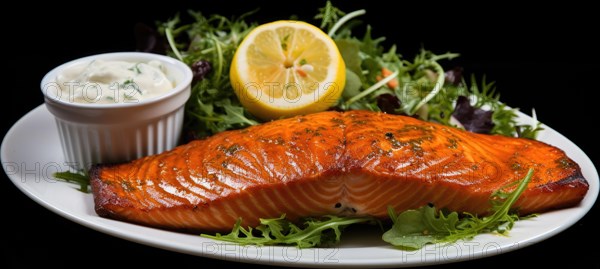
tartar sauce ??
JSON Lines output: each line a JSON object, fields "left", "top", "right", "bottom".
{"left": 56, "top": 60, "right": 173, "bottom": 104}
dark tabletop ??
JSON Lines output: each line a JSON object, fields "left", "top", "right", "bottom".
{"left": 2, "top": 1, "right": 598, "bottom": 268}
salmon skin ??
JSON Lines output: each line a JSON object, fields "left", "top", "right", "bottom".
{"left": 91, "top": 110, "right": 588, "bottom": 232}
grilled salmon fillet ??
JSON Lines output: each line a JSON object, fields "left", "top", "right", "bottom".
{"left": 91, "top": 110, "right": 588, "bottom": 232}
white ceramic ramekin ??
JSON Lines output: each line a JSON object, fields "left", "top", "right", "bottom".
{"left": 41, "top": 52, "right": 192, "bottom": 170}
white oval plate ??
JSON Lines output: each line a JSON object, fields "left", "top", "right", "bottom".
{"left": 2, "top": 104, "right": 598, "bottom": 268}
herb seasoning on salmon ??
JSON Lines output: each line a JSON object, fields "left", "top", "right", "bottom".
{"left": 91, "top": 111, "right": 588, "bottom": 232}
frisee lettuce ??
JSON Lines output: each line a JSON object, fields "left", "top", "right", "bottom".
{"left": 203, "top": 169, "right": 535, "bottom": 249}
{"left": 201, "top": 214, "right": 375, "bottom": 248}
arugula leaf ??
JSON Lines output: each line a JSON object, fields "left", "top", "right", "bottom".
{"left": 382, "top": 205, "right": 460, "bottom": 249}
{"left": 517, "top": 121, "right": 543, "bottom": 139}
{"left": 335, "top": 39, "right": 363, "bottom": 78}
{"left": 53, "top": 170, "right": 90, "bottom": 193}
{"left": 202, "top": 214, "right": 375, "bottom": 248}
{"left": 314, "top": 1, "right": 346, "bottom": 31}
{"left": 221, "top": 100, "right": 259, "bottom": 126}
{"left": 342, "top": 69, "right": 363, "bottom": 100}
{"left": 383, "top": 168, "right": 534, "bottom": 250}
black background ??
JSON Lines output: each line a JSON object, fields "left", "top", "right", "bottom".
{"left": 2, "top": 1, "right": 598, "bottom": 268}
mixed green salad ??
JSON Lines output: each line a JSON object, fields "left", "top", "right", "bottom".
{"left": 55, "top": 2, "right": 541, "bottom": 251}
{"left": 158, "top": 1, "right": 541, "bottom": 139}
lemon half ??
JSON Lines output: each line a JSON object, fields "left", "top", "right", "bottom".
{"left": 230, "top": 21, "right": 345, "bottom": 120}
